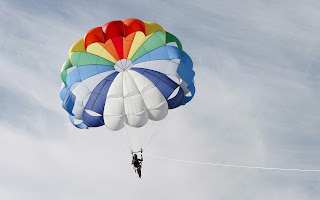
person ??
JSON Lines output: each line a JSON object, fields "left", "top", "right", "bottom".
{"left": 132, "top": 153, "right": 143, "bottom": 178}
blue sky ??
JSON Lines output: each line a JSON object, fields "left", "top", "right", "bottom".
{"left": 0, "top": 0, "right": 319, "bottom": 199}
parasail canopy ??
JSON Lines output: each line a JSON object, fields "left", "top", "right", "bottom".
{"left": 59, "top": 18, "right": 195, "bottom": 151}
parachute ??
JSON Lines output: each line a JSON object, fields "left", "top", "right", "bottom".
{"left": 60, "top": 18, "right": 195, "bottom": 152}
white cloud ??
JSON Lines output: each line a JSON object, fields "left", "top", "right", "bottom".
{"left": 0, "top": 0, "right": 319, "bottom": 199}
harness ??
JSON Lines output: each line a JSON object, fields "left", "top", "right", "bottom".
{"left": 131, "top": 148, "right": 143, "bottom": 170}
{"left": 131, "top": 148, "right": 143, "bottom": 155}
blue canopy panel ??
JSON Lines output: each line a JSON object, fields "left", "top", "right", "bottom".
{"left": 62, "top": 90, "right": 76, "bottom": 116}
{"left": 60, "top": 83, "right": 69, "bottom": 101}
{"left": 131, "top": 68, "right": 184, "bottom": 109}
{"left": 178, "top": 51, "right": 195, "bottom": 105}
{"left": 69, "top": 114, "right": 88, "bottom": 129}
{"left": 133, "top": 46, "right": 181, "bottom": 65}
{"left": 83, "top": 71, "right": 119, "bottom": 127}
{"left": 184, "top": 82, "right": 195, "bottom": 105}
{"left": 66, "top": 65, "right": 114, "bottom": 87}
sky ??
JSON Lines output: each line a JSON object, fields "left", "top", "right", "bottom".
{"left": 0, "top": 0, "right": 320, "bottom": 199}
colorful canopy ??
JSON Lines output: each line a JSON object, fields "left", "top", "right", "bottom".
{"left": 60, "top": 18, "right": 195, "bottom": 131}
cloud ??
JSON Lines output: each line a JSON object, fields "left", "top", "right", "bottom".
{"left": 0, "top": 0, "right": 319, "bottom": 199}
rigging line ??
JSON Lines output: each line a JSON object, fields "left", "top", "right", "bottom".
{"left": 144, "top": 154, "right": 320, "bottom": 173}
{"left": 111, "top": 129, "right": 131, "bottom": 151}
{"left": 69, "top": 70, "right": 132, "bottom": 152}
{"left": 85, "top": 107, "right": 130, "bottom": 151}
{"left": 124, "top": 124, "right": 132, "bottom": 150}
{"left": 77, "top": 88, "right": 130, "bottom": 151}
{"left": 143, "top": 93, "right": 170, "bottom": 148}
{"left": 143, "top": 109, "right": 179, "bottom": 151}
{"left": 142, "top": 121, "right": 152, "bottom": 150}
{"left": 125, "top": 69, "right": 154, "bottom": 151}
{"left": 141, "top": 119, "right": 149, "bottom": 148}
{"left": 149, "top": 91, "right": 184, "bottom": 135}
{"left": 122, "top": 72, "right": 133, "bottom": 150}
{"left": 119, "top": 128, "right": 133, "bottom": 150}
{"left": 138, "top": 127, "right": 144, "bottom": 149}
{"left": 142, "top": 61, "right": 154, "bottom": 143}
{"left": 135, "top": 127, "right": 141, "bottom": 150}
{"left": 143, "top": 117, "right": 167, "bottom": 150}
{"left": 143, "top": 88, "right": 184, "bottom": 150}
{"left": 142, "top": 119, "right": 161, "bottom": 150}
{"left": 137, "top": 127, "right": 142, "bottom": 149}
{"left": 148, "top": 117, "right": 166, "bottom": 141}
{"left": 75, "top": 81, "right": 130, "bottom": 151}
{"left": 113, "top": 72, "right": 132, "bottom": 151}
{"left": 123, "top": 126, "right": 130, "bottom": 150}
{"left": 109, "top": 128, "right": 131, "bottom": 151}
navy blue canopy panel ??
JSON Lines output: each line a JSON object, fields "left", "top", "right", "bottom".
{"left": 60, "top": 64, "right": 114, "bottom": 114}
{"left": 131, "top": 68, "right": 185, "bottom": 109}
{"left": 168, "top": 87, "right": 185, "bottom": 109}
{"left": 83, "top": 72, "right": 119, "bottom": 127}
{"left": 132, "top": 45, "right": 195, "bottom": 106}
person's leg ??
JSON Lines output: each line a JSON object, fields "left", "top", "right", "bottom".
{"left": 137, "top": 167, "right": 141, "bottom": 178}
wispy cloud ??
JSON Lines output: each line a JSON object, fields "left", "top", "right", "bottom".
{"left": 0, "top": 0, "right": 319, "bottom": 199}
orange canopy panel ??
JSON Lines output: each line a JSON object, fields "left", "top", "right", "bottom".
{"left": 81, "top": 19, "right": 168, "bottom": 62}
{"left": 100, "top": 39, "right": 120, "bottom": 61}
{"left": 123, "top": 32, "right": 136, "bottom": 59}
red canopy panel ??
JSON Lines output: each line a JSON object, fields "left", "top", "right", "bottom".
{"left": 83, "top": 19, "right": 146, "bottom": 58}
{"left": 83, "top": 27, "right": 105, "bottom": 48}
{"left": 111, "top": 37, "right": 124, "bottom": 59}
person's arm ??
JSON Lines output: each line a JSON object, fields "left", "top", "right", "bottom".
{"left": 139, "top": 155, "right": 143, "bottom": 161}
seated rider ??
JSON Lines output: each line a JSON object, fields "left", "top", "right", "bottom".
{"left": 132, "top": 153, "right": 143, "bottom": 178}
